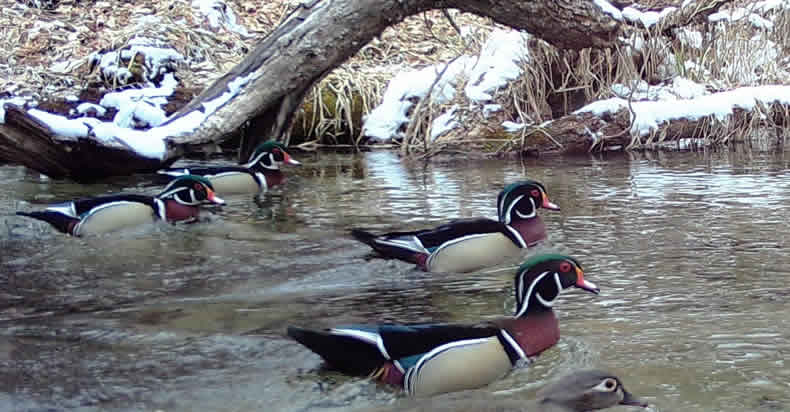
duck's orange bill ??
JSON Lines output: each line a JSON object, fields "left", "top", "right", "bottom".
{"left": 542, "top": 193, "right": 560, "bottom": 210}
{"left": 575, "top": 266, "right": 599, "bottom": 294}
{"left": 284, "top": 152, "right": 301, "bottom": 165}
{"left": 207, "top": 189, "right": 225, "bottom": 205}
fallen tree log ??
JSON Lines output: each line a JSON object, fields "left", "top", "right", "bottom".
{"left": 514, "top": 86, "right": 790, "bottom": 154}
{"left": 0, "top": 0, "right": 623, "bottom": 181}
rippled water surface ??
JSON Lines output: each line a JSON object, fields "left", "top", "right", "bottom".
{"left": 1, "top": 149, "right": 790, "bottom": 411}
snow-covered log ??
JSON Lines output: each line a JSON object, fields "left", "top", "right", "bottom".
{"left": 519, "top": 85, "right": 790, "bottom": 154}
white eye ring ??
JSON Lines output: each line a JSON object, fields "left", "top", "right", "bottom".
{"left": 593, "top": 378, "right": 618, "bottom": 392}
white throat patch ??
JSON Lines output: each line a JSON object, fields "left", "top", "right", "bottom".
{"left": 515, "top": 271, "right": 563, "bottom": 317}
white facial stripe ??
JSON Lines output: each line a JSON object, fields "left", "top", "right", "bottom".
{"left": 535, "top": 291, "right": 554, "bottom": 307}
{"left": 515, "top": 271, "right": 550, "bottom": 317}
{"left": 554, "top": 272, "right": 564, "bottom": 294}
{"left": 514, "top": 197, "right": 537, "bottom": 219}
{"left": 244, "top": 151, "right": 267, "bottom": 168}
{"left": 536, "top": 272, "right": 564, "bottom": 308}
{"left": 504, "top": 194, "right": 524, "bottom": 225}
{"left": 158, "top": 185, "right": 187, "bottom": 199}
{"left": 262, "top": 152, "right": 279, "bottom": 169}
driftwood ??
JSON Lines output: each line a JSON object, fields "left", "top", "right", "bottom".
{"left": 0, "top": 0, "right": 623, "bottom": 181}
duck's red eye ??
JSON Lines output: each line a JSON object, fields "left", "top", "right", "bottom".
{"left": 559, "top": 262, "right": 572, "bottom": 272}
{"left": 531, "top": 189, "right": 540, "bottom": 198}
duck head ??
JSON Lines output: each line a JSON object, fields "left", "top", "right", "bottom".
{"left": 497, "top": 180, "right": 560, "bottom": 225}
{"left": 514, "top": 254, "right": 599, "bottom": 317}
{"left": 157, "top": 175, "right": 225, "bottom": 206}
{"left": 246, "top": 141, "right": 301, "bottom": 170}
{"left": 537, "top": 369, "right": 648, "bottom": 410}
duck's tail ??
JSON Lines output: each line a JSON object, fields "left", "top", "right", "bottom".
{"left": 286, "top": 326, "right": 385, "bottom": 376}
{"left": 350, "top": 228, "right": 424, "bottom": 264}
{"left": 16, "top": 211, "right": 77, "bottom": 234}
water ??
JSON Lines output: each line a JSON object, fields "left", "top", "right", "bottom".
{"left": 1, "top": 148, "right": 790, "bottom": 411}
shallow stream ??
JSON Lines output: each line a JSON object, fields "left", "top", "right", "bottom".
{"left": 1, "top": 149, "right": 789, "bottom": 411}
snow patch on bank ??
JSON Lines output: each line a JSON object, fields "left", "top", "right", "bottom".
{"left": 89, "top": 38, "right": 184, "bottom": 85}
{"left": 622, "top": 6, "right": 676, "bottom": 28}
{"left": 191, "top": 0, "right": 250, "bottom": 37}
{"left": 611, "top": 78, "right": 709, "bottom": 101}
{"left": 593, "top": 0, "right": 623, "bottom": 20}
{"left": 577, "top": 85, "right": 790, "bottom": 137}
{"left": 363, "top": 30, "right": 531, "bottom": 142}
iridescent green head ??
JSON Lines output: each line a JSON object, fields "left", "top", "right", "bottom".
{"left": 497, "top": 180, "right": 560, "bottom": 225}
{"left": 157, "top": 175, "right": 225, "bottom": 206}
{"left": 513, "top": 253, "right": 598, "bottom": 317}
{"left": 246, "top": 140, "right": 301, "bottom": 169}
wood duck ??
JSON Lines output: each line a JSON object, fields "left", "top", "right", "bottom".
{"left": 157, "top": 141, "right": 301, "bottom": 196}
{"left": 287, "top": 254, "right": 600, "bottom": 397}
{"left": 371, "top": 369, "right": 647, "bottom": 411}
{"left": 350, "top": 180, "right": 560, "bottom": 273}
{"left": 16, "top": 176, "right": 224, "bottom": 236}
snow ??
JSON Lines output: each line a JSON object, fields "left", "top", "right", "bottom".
{"left": 16, "top": 66, "right": 256, "bottom": 160}
{"left": 753, "top": 0, "right": 790, "bottom": 13}
{"left": 0, "top": 97, "right": 29, "bottom": 123}
{"left": 76, "top": 103, "right": 106, "bottom": 116}
{"left": 99, "top": 73, "right": 178, "bottom": 128}
{"left": 709, "top": 7, "right": 774, "bottom": 29}
{"left": 90, "top": 39, "right": 184, "bottom": 85}
{"left": 611, "top": 78, "right": 708, "bottom": 101}
{"left": 364, "top": 29, "right": 531, "bottom": 142}
{"left": 202, "top": 71, "right": 257, "bottom": 114}
{"left": 89, "top": 122, "right": 167, "bottom": 159}
{"left": 593, "top": 0, "right": 623, "bottom": 20}
{"left": 191, "top": 0, "right": 249, "bottom": 36}
{"left": 502, "top": 121, "right": 527, "bottom": 133}
{"left": 363, "top": 57, "right": 475, "bottom": 141}
{"left": 483, "top": 104, "right": 502, "bottom": 118}
{"left": 465, "top": 31, "right": 530, "bottom": 101}
{"left": 28, "top": 109, "right": 89, "bottom": 139}
{"left": 676, "top": 28, "right": 703, "bottom": 49}
{"left": 430, "top": 106, "right": 459, "bottom": 141}
{"left": 622, "top": 6, "right": 676, "bottom": 28}
{"left": 577, "top": 85, "right": 790, "bottom": 137}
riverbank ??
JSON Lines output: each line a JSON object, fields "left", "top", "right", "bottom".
{"left": 1, "top": 0, "right": 789, "bottom": 175}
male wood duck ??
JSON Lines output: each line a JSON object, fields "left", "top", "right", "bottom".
{"left": 372, "top": 369, "right": 647, "bottom": 411}
{"left": 287, "top": 254, "right": 600, "bottom": 397}
{"left": 16, "top": 176, "right": 224, "bottom": 236}
{"left": 350, "top": 180, "right": 560, "bottom": 273}
{"left": 157, "top": 141, "right": 300, "bottom": 196}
